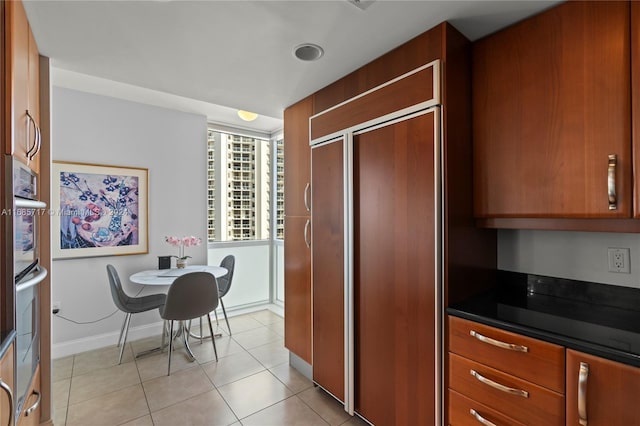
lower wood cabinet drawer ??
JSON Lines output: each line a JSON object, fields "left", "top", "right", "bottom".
{"left": 449, "top": 316, "right": 565, "bottom": 393}
{"left": 17, "top": 365, "right": 40, "bottom": 426}
{"left": 448, "top": 389, "right": 525, "bottom": 426}
{"left": 449, "top": 353, "right": 565, "bottom": 426}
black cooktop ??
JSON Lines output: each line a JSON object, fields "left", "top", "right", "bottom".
{"left": 448, "top": 271, "right": 640, "bottom": 367}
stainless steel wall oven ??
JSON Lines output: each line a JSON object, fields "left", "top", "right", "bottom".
{"left": 11, "top": 158, "right": 47, "bottom": 418}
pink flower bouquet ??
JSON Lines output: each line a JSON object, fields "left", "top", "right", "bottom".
{"left": 165, "top": 235, "right": 202, "bottom": 260}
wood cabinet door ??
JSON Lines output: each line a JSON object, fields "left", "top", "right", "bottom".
{"left": 284, "top": 96, "right": 313, "bottom": 217}
{"left": 16, "top": 365, "right": 39, "bottom": 426}
{"left": 0, "top": 344, "right": 14, "bottom": 426}
{"left": 311, "top": 137, "right": 345, "bottom": 402}
{"left": 473, "top": 1, "right": 631, "bottom": 218}
{"left": 26, "top": 28, "right": 39, "bottom": 173}
{"left": 283, "top": 215, "right": 311, "bottom": 363}
{"left": 354, "top": 110, "right": 438, "bottom": 425}
{"left": 5, "top": 0, "right": 30, "bottom": 166}
{"left": 566, "top": 350, "right": 640, "bottom": 426}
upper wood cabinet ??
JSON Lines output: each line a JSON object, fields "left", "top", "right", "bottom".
{"left": 4, "top": 0, "right": 40, "bottom": 172}
{"left": 473, "top": 1, "right": 631, "bottom": 219}
{"left": 283, "top": 96, "right": 313, "bottom": 217}
{"left": 566, "top": 349, "right": 640, "bottom": 425}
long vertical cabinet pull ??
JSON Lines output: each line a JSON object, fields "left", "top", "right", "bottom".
{"left": 25, "top": 110, "right": 38, "bottom": 160}
{"left": 303, "top": 219, "right": 311, "bottom": 248}
{"left": 608, "top": 154, "right": 617, "bottom": 210}
{"left": 578, "top": 362, "right": 589, "bottom": 425}
{"left": 304, "top": 182, "right": 311, "bottom": 212}
{"left": 0, "top": 378, "right": 14, "bottom": 426}
{"left": 344, "top": 132, "right": 355, "bottom": 416}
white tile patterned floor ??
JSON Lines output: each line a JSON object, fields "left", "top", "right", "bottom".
{"left": 52, "top": 310, "right": 370, "bottom": 426}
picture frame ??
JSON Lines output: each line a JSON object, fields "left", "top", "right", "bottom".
{"left": 52, "top": 161, "right": 148, "bottom": 259}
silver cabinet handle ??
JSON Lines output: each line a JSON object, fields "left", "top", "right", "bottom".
{"left": 31, "top": 125, "right": 41, "bottom": 160}
{"left": 470, "top": 370, "right": 529, "bottom": 398}
{"left": 578, "top": 362, "right": 589, "bottom": 426}
{"left": 303, "top": 219, "right": 311, "bottom": 248}
{"left": 608, "top": 154, "right": 617, "bottom": 210}
{"left": 303, "top": 182, "right": 310, "bottom": 212}
{"left": 0, "top": 378, "right": 14, "bottom": 426}
{"left": 470, "top": 330, "right": 528, "bottom": 352}
{"left": 25, "top": 110, "right": 38, "bottom": 159}
{"left": 470, "top": 409, "right": 497, "bottom": 426}
{"left": 24, "top": 389, "right": 41, "bottom": 416}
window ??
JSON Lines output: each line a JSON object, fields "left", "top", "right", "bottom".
{"left": 207, "top": 129, "right": 284, "bottom": 242}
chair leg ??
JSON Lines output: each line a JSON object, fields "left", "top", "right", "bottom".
{"left": 117, "top": 313, "right": 128, "bottom": 347}
{"left": 214, "top": 310, "right": 219, "bottom": 326}
{"left": 199, "top": 317, "right": 203, "bottom": 344}
{"left": 118, "top": 313, "right": 132, "bottom": 365}
{"left": 167, "top": 320, "right": 174, "bottom": 376}
{"left": 161, "top": 320, "right": 167, "bottom": 352}
{"left": 220, "top": 299, "right": 231, "bottom": 336}
{"left": 206, "top": 313, "right": 218, "bottom": 362}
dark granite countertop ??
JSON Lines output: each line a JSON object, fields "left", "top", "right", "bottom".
{"left": 447, "top": 271, "right": 640, "bottom": 368}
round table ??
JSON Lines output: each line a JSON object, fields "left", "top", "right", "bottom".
{"left": 129, "top": 264, "right": 228, "bottom": 360}
{"left": 129, "top": 265, "right": 228, "bottom": 286}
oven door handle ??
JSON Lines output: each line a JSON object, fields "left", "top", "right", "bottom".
{"left": 16, "top": 266, "right": 47, "bottom": 292}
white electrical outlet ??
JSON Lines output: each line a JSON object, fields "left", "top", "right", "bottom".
{"left": 608, "top": 247, "right": 631, "bottom": 273}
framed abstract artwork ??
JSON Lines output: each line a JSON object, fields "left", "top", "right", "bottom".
{"left": 52, "top": 161, "right": 148, "bottom": 259}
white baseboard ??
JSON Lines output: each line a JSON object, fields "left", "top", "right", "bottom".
{"left": 52, "top": 321, "right": 164, "bottom": 359}
{"left": 52, "top": 302, "right": 283, "bottom": 359}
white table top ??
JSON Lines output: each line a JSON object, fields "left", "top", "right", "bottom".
{"left": 129, "top": 265, "right": 228, "bottom": 286}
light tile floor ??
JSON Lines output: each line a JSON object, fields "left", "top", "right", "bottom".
{"left": 52, "top": 310, "right": 369, "bottom": 426}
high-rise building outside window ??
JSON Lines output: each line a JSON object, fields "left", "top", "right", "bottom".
{"left": 207, "top": 128, "right": 283, "bottom": 242}
{"left": 275, "top": 137, "right": 284, "bottom": 239}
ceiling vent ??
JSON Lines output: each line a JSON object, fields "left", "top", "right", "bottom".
{"left": 347, "top": 0, "right": 376, "bottom": 11}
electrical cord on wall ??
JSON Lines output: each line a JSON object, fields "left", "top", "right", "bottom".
{"left": 52, "top": 286, "right": 146, "bottom": 325}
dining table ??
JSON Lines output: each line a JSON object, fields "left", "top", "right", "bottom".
{"left": 129, "top": 264, "right": 228, "bottom": 361}
{"left": 129, "top": 264, "right": 228, "bottom": 285}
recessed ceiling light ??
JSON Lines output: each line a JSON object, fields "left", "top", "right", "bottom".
{"left": 293, "top": 43, "right": 324, "bottom": 62}
{"left": 237, "top": 110, "right": 258, "bottom": 122}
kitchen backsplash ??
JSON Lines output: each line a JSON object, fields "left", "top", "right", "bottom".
{"left": 498, "top": 229, "right": 640, "bottom": 289}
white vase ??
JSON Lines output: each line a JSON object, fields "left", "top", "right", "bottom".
{"left": 176, "top": 258, "right": 187, "bottom": 269}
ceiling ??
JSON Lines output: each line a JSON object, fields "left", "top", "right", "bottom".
{"left": 23, "top": 0, "right": 561, "bottom": 133}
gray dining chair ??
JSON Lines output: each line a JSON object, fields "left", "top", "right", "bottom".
{"left": 159, "top": 271, "right": 219, "bottom": 375}
{"left": 107, "top": 264, "right": 167, "bottom": 364}
{"left": 216, "top": 255, "right": 235, "bottom": 335}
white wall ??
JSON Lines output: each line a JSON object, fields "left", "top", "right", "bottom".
{"left": 498, "top": 229, "right": 640, "bottom": 289}
{"left": 51, "top": 87, "right": 208, "bottom": 357}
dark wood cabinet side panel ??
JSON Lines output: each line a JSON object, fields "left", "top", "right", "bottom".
{"left": 441, "top": 23, "right": 496, "bottom": 307}
{"left": 284, "top": 96, "right": 313, "bottom": 217}
{"left": 311, "top": 140, "right": 345, "bottom": 401}
{"left": 473, "top": 1, "right": 631, "bottom": 218}
{"left": 313, "top": 23, "right": 443, "bottom": 114}
{"left": 283, "top": 216, "right": 312, "bottom": 363}
{"left": 633, "top": 1, "right": 640, "bottom": 218}
{"left": 354, "top": 113, "right": 436, "bottom": 425}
